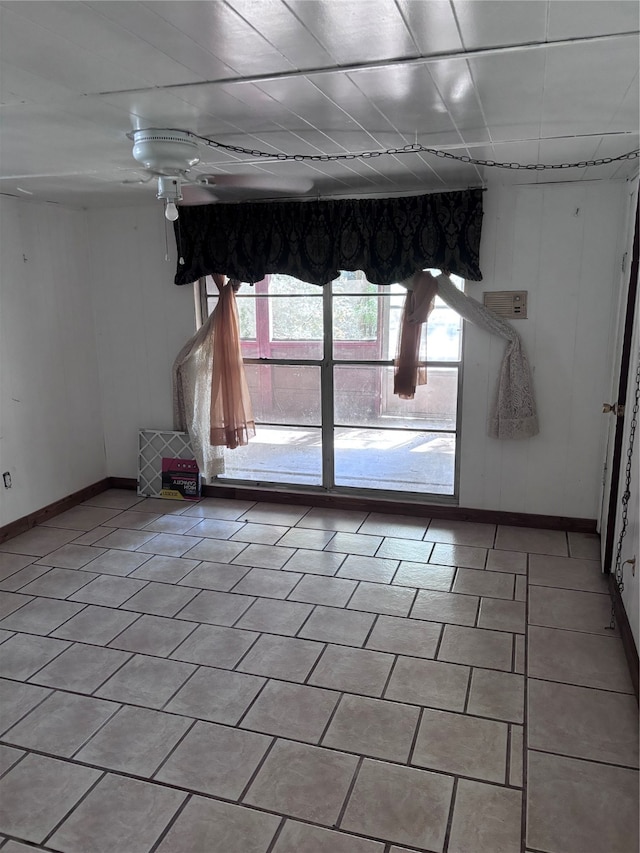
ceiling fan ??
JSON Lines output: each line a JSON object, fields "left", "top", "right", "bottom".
{"left": 129, "top": 128, "right": 314, "bottom": 220}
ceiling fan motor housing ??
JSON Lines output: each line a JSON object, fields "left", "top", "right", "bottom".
{"left": 131, "top": 129, "right": 200, "bottom": 175}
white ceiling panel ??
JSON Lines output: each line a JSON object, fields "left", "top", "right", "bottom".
{"left": 0, "top": 0, "right": 637, "bottom": 209}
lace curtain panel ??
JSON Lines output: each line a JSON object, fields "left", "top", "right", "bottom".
{"left": 173, "top": 190, "right": 484, "bottom": 287}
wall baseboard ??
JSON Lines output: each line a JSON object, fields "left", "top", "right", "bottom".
{"left": 0, "top": 478, "right": 111, "bottom": 544}
{"left": 608, "top": 575, "right": 639, "bottom": 703}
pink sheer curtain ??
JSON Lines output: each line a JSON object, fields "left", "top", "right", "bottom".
{"left": 393, "top": 272, "right": 439, "bottom": 399}
{"left": 209, "top": 274, "right": 256, "bottom": 449}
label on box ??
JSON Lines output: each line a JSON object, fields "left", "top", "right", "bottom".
{"left": 160, "top": 458, "right": 200, "bottom": 500}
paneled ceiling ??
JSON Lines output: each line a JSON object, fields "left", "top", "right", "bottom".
{"left": 1, "top": 0, "right": 638, "bottom": 209}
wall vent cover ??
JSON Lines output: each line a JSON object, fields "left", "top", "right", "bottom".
{"left": 483, "top": 290, "right": 528, "bottom": 318}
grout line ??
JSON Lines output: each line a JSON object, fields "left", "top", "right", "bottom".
{"left": 318, "top": 691, "right": 345, "bottom": 745}
{"left": 406, "top": 706, "right": 424, "bottom": 766}
{"left": 148, "top": 792, "right": 193, "bottom": 853}
{"left": 151, "top": 718, "right": 199, "bottom": 779}
{"left": 263, "top": 815, "right": 288, "bottom": 853}
{"left": 334, "top": 755, "right": 363, "bottom": 829}
{"left": 40, "top": 770, "right": 107, "bottom": 846}
{"left": 442, "top": 775, "right": 459, "bottom": 853}
{"left": 237, "top": 736, "right": 278, "bottom": 803}
{"left": 505, "top": 723, "right": 512, "bottom": 787}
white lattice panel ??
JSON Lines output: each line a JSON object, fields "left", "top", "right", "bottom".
{"left": 138, "top": 429, "right": 196, "bottom": 498}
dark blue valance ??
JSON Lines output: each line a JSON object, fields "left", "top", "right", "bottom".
{"left": 174, "top": 189, "right": 483, "bottom": 286}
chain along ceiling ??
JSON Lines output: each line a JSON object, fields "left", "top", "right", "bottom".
{"left": 0, "top": 0, "right": 638, "bottom": 208}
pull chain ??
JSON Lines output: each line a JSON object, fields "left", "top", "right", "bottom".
{"left": 607, "top": 352, "right": 640, "bottom": 630}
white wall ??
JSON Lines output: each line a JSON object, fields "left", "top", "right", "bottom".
{"left": 459, "top": 180, "right": 629, "bottom": 519}
{"left": 87, "top": 205, "right": 196, "bottom": 479}
{"left": 0, "top": 196, "right": 106, "bottom": 525}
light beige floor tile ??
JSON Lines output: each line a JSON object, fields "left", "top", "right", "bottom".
{"left": 0, "top": 680, "right": 52, "bottom": 735}
{"left": 298, "top": 606, "right": 375, "bottom": 647}
{"left": 528, "top": 625, "right": 634, "bottom": 692}
{"left": 155, "top": 720, "right": 271, "bottom": 797}
{"left": 0, "top": 592, "right": 33, "bottom": 619}
{"left": 178, "top": 560, "right": 250, "bottom": 590}
{"left": 322, "top": 693, "right": 419, "bottom": 762}
{"left": 75, "top": 705, "right": 192, "bottom": 776}
{"left": 29, "top": 642, "right": 130, "bottom": 693}
{"left": 165, "top": 666, "right": 265, "bottom": 724}
{"left": 140, "top": 515, "right": 203, "bottom": 535}
{"left": 375, "top": 537, "right": 434, "bottom": 562}
{"left": 453, "top": 568, "right": 515, "bottom": 600}
{"left": 438, "top": 624, "right": 513, "bottom": 671}
{"left": 495, "top": 525, "right": 567, "bottom": 556}
{"left": 514, "top": 574, "right": 527, "bottom": 601}
{"left": 185, "top": 518, "right": 245, "bottom": 539}
{"left": 478, "top": 598, "right": 526, "bottom": 633}
{"left": 0, "top": 597, "right": 85, "bottom": 635}
{"left": 71, "top": 527, "right": 115, "bottom": 546}
{"left": 410, "top": 589, "right": 478, "bottom": 625}
{"left": 528, "top": 679, "right": 639, "bottom": 767}
{"left": 95, "top": 654, "right": 196, "bottom": 708}
{"left": 80, "top": 548, "right": 151, "bottom": 577}
{"left": 283, "top": 548, "right": 346, "bottom": 576}
{"left": 336, "top": 554, "right": 398, "bottom": 583}
{"left": 181, "top": 497, "right": 256, "bottom": 520}
{"left": 412, "top": 708, "right": 508, "bottom": 783}
{"left": 527, "top": 751, "right": 639, "bottom": 853}
{"left": 138, "top": 532, "right": 203, "bottom": 558}
{"left": 485, "top": 548, "right": 527, "bottom": 574}
{"left": 273, "top": 819, "right": 385, "bottom": 852}
{"left": 100, "top": 509, "right": 163, "bottom": 530}
{"left": 308, "top": 644, "right": 394, "bottom": 697}
{"left": 230, "top": 522, "right": 289, "bottom": 545}
{"left": 155, "top": 795, "right": 280, "bottom": 853}
{"left": 39, "top": 505, "right": 123, "bottom": 531}
{"left": 3, "top": 691, "right": 119, "bottom": 756}
{"left": 0, "top": 744, "right": 24, "bottom": 776}
{"left": 528, "top": 554, "right": 606, "bottom": 592}
{"left": 448, "top": 778, "right": 522, "bottom": 853}
{"left": 129, "top": 554, "right": 201, "bottom": 583}
{"left": 231, "top": 543, "right": 296, "bottom": 570}
{"left": 348, "top": 581, "right": 416, "bottom": 617}
{"left": 0, "top": 552, "right": 36, "bottom": 579}
{"left": 108, "top": 614, "right": 197, "bottom": 656}
{"left": 384, "top": 656, "right": 470, "bottom": 711}
{"left": 568, "top": 531, "right": 601, "bottom": 560}
{"left": 529, "top": 585, "right": 614, "bottom": 635}
{"left": 0, "top": 526, "right": 79, "bottom": 557}
{"left": 366, "top": 614, "right": 441, "bottom": 658}
{"left": 83, "top": 489, "right": 146, "bottom": 510}
{"left": 49, "top": 773, "right": 186, "bottom": 853}
{"left": 0, "top": 633, "right": 70, "bottom": 680}
{"left": 277, "top": 527, "right": 336, "bottom": 550}
{"left": 0, "top": 564, "right": 50, "bottom": 592}
{"left": 121, "top": 580, "right": 199, "bottom": 616}
{"left": 393, "top": 561, "right": 455, "bottom": 591}
{"left": 240, "top": 502, "right": 311, "bottom": 527}
{"left": 510, "top": 725, "right": 524, "bottom": 787}
{"left": 0, "top": 753, "right": 100, "bottom": 844}
{"left": 51, "top": 604, "right": 140, "bottom": 645}
{"left": 70, "top": 574, "right": 148, "bottom": 607}
{"left": 359, "top": 512, "right": 429, "bottom": 540}
{"left": 467, "top": 669, "right": 524, "bottom": 723}
{"left": 237, "top": 634, "right": 324, "bottom": 681}
{"left": 341, "top": 758, "right": 453, "bottom": 850}
{"left": 287, "top": 574, "right": 357, "bottom": 607}
{"left": 430, "top": 543, "right": 487, "bottom": 569}
{"left": 425, "top": 520, "right": 496, "bottom": 548}
{"left": 164, "top": 537, "right": 243, "bottom": 564}
{"left": 170, "top": 623, "right": 259, "bottom": 667}
{"left": 241, "top": 680, "right": 339, "bottom": 742}
{"left": 244, "top": 738, "right": 358, "bottom": 825}
{"left": 132, "top": 498, "right": 193, "bottom": 515}
{"left": 297, "top": 507, "right": 367, "bottom": 532}
{"left": 176, "top": 589, "right": 255, "bottom": 625}
{"left": 233, "top": 568, "right": 303, "bottom": 599}
{"left": 91, "top": 528, "right": 157, "bottom": 551}
{"left": 36, "top": 544, "right": 107, "bottom": 569}
{"left": 235, "top": 598, "right": 313, "bottom": 636}
{"left": 3, "top": 841, "right": 49, "bottom": 853}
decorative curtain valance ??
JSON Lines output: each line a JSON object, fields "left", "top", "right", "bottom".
{"left": 174, "top": 189, "right": 484, "bottom": 287}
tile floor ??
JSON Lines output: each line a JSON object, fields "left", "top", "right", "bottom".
{"left": 0, "top": 489, "right": 638, "bottom": 853}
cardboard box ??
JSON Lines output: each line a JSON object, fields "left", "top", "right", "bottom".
{"left": 160, "top": 458, "right": 201, "bottom": 500}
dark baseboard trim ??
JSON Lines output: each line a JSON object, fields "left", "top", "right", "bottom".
{"left": 0, "top": 478, "right": 111, "bottom": 544}
{"left": 111, "top": 477, "right": 596, "bottom": 532}
{"left": 608, "top": 575, "right": 639, "bottom": 703}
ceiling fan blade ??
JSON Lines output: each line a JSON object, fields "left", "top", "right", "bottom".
{"left": 209, "top": 174, "right": 314, "bottom": 194}
{"left": 179, "top": 182, "right": 220, "bottom": 205}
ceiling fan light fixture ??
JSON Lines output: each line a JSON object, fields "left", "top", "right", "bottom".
{"left": 131, "top": 128, "right": 200, "bottom": 174}
{"left": 164, "top": 201, "right": 179, "bottom": 222}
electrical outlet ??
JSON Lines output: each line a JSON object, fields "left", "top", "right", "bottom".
{"left": 3, "top": 472, "right": 11, "bottom": 488}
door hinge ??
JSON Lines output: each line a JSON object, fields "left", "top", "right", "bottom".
{"left": 603, "top": 403, "right": 625, "bottom": 416}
